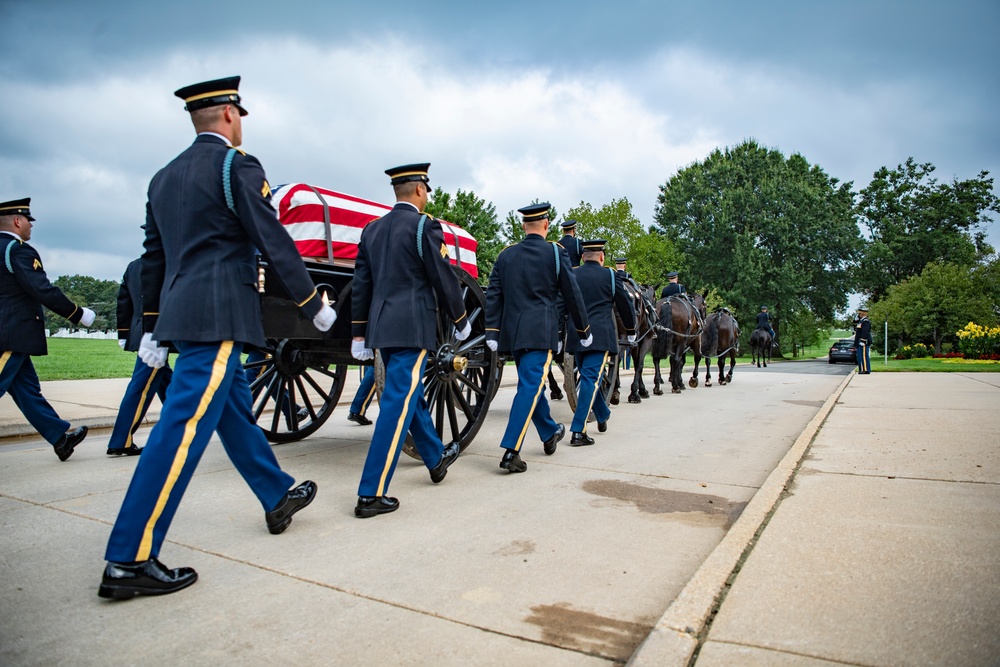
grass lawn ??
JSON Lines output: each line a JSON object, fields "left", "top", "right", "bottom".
{"left": 32, "top": 338, "right": 137, "bottom": 381}
{"left": 870, "top": 357, "right": 1000, "bottom": 372}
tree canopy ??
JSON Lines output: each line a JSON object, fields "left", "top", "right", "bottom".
{"left": 45, "top": 274, "right": 120, "bottom": 333}
{"left": 855, "top": 158, "right": 998, "bottom": 302}
{"left": 653, "top": 139, "right": 860, "bottom": 345}
{"left": 426, "top": 187, "right": 503, "bottom": 284}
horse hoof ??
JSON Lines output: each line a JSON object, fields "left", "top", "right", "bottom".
{"left": 628, "top": 396, "right": 641, "bottom": 404}
{"left": 610, "top": 395, "right": 620, "bottom": 406}
{"left": 706, "top": 381, "right": 712, "bottom": 387}
{"left": 653, "top": 388, "right": 663, "bottom": 396}
{"left": 671, "top": 388, "right": 681, "bottom": 394}
{"left": 639, "top": 390, "right": 649, "bottom": 399}
{"left": 688, "top": 378, "right": 698, "bottom": 388}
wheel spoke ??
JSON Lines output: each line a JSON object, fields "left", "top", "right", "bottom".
{"left": 453, "top": 369, "right": 487, "bottom": 396}
{"left": 451, "top": 380, "right": 476, "bottom": 421}
{"left": 310, "top": 365, "right": 339, "bottom": 381}
{"left": 248, "top": 365, "right": 277, "bottom": 395}
{"left": 294, "top": 376, "right": 316, "bottom": 420}
{"left": 269, "top": 377, "right": 285, "bottom": 433}
{"left": 455, "top": 334, "right": 486, "bottom": 355}
{"left": 446, "top": 381, "right": 461, "bottom": 441}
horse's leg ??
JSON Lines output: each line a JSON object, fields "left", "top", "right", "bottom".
{"left": 548, "top": 367, "right": 563, "bottom": 400}
{"left": 727, "top": 351, "right": 735, "bottom": 382}
{"left": 653, "top": 355, "right": 663, "bottom": 395}
{"left": 638, "top": 344, "right": 649, "bottom": 398}
{"left": 628, "top": 346, "right": 642, "bottom": 403}
{"left": 690, "top": 352, "right": 701, "bottom": 388}
{"left": 717, "top": 357, "right": 725, "bottom": 385}
{"left": 704, "top": 355, "right": 712, "bottom": 386}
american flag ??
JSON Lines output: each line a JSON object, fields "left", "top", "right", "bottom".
{"left": 271, "top": 183, "right": 479, "bottom": 279}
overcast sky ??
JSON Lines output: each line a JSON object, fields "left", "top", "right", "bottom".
{"left": 2, "top": 0, "right": 997, "bottom": 282}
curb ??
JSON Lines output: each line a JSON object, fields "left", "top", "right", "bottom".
{"left": 0, "top": 416, "right": 120, "bottom": 440}
{"left": 627, "top": 369, "right": 856, "bottom": 666}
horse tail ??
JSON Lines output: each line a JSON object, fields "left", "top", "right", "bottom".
{"left": 702, "top": 312, "right": 720, "bottom": 357}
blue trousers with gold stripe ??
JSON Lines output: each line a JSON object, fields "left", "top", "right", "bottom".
{"left": 349, "top": 366, "right": 376, "bottom": 416}
{"left": 501, "top": 349, "right": 560, "bottom": 452}
{"left": 856, "top": 342, "right": 871, "bottom": 374}
{"left": 105, "top": 341, "right": 293, "bottom": 563}
{"left": 358, "top": 348, "right": 443, "bottom": 498}
{"left": 108, "top": 355, "right": 172, "bottom": 450}
{"left": 0, "top": 351, "right": 70, "bottom": 445}
{"left": 571, "top": 351, "right": 611, "bottom": 434}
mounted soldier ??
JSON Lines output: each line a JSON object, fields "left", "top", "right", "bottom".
{"left": 756, "top": 306, "right": 777, "bottom": 346}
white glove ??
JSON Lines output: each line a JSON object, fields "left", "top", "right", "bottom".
{"left": 351, "top": 339, "right": 374, "bottom": 361}
{"left": 581, "top": 333, "right": 594, "bottom": 348}
{"left": 138, "top": 333, "right": 168, "bottom": 369}
{"left": 455, "top": 321, "right": 472, "bottom": 341}
{"left": 313, "top": 304, "right": 337, "bottom": 332}
{"left": 627, "top": 334, "right": 636, "bottom": 344}
{"left": 557, "top": 340, "right": 563, "bottom": 354}
{"left": 486, "top": 340, "right": 498, "bottom": 352}
{"left": 859, "top": 341, "right": 867, "bottom": 347}
{"left": 80, "top": 307, "right": 96, "bottom": 327}
{"left": 118, "top": 339, "right": 127, "bottom": 349}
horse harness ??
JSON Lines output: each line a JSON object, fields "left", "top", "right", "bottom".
{"left": 656, "top": 294, "right": 706, "bottom": 339}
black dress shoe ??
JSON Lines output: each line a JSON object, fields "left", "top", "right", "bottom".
{"left": 499, "top": 449, "right": 527, "bottom": 473}
{"left": 265, "top": 480, "right": 317, "bottom": 534}
{"left": 543, "top": 423, "right": 565, "bottom": 455}
{"left": 106, "top": 446, "right": 142, "bottom": 456}
{"left": 429, "top": 441, "right": 460, "bottom": 484}
{"left": 54, "top": 426, "right": 88, "bottom": 461}
{"left": 296, "top": 407, "right": 310, "bottom": 421}
{"left": 98, "top": 558, "right": 198, "bottom": 599}
{"left": 570, "top": 432, "right": 595, "bottom": 446}
{"left": 355, "top": 495, "right": 399, "bottom": 518}
{"left": 597, "top": 420, "right": 608, "bottom": 433}
{"left": 348, "top": 412, "right": 373, "bottom": 426}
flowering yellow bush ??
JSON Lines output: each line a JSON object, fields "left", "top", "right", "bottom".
{"left": 956, "top": 322, "right": 1000, "bottom": 358}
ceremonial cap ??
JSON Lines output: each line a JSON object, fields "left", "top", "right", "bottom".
{"left": 667, "top": 271, "right": 679, "bottom": 278}
{"left": 761, "top": 305, "right": 768, "bottom": 309}
{"left": 560, "top": 219, "right": 577, "bottom": 231}
{"left": 858, "top": 304, "right": 869, "bottom": 312}
{"left": 174, "top": 76, "right": 248, "bottom": 116}
{"left": 386, "top": 163, "right": 431, "bottom": 188}
{"left": 581, "top": 239, "right": 606, "bottom": 252}
{"left": 0, "top": 197, "right": 34, "bottom": 221}
{"left": 518, "top": 203, "right": 551, "bottom": 222}
{"left": 614, "top": 256, "right": 627, "bottom": 264}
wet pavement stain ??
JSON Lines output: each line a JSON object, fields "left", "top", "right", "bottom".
{"left": 784, "top": 399, "right": 826, "bottom": 408}
{"left": 582, "top": 479, "right": 746, "bottom": 528}
{"left": 524, "top": 602, "right": 652, "bottom": 661}
{"left": 494, "top": 539, "right": 536, "bottom": 556}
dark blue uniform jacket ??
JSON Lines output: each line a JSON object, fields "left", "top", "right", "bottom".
{"left": 142, "top": 134, "right": 322, "bottom": 347}
{"left": 0, "top": 232, "right": 82, "bottom": 356}
{"left": 854, "top": 317, "right": 872, "bottom": 346}
{"left": 485, "top": 234, "right": 589, "bottom": 353}
{"left": 567, "top": 261, "right": 636, "bottom": 354}
{"left": 661, "top": 282, "right": 686, "bottom": 299}
{"left": 351, "top": 203, "right": 468, "bottom": 350}
{"left": 756, "top": 312, "right": 772, "bottom": 329}
{"left": 116, "top": 258, "right": 144, "bottom": 352}
{"left": 557, "top": 234, "right": 582, "bottom": 267}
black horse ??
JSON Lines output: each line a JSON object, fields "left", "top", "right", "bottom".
{"left": 691, "top": 309, "right": 740, "bottom": 386}
{"left": 622, "top": 284, "right": 658, "bottom": 404}
{"left": 750, "top": 327, "right": 772, "bottom": 368}
{"left": 651, "top": 293, "right": 706, "bottom": 394}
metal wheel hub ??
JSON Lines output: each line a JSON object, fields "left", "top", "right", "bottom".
{"left": 272, "top": 340, "right": 307, "bottom": 377}
{"left": 431, "top": 343, "right": 467, "bottom": 379}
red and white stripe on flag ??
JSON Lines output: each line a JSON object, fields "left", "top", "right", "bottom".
{"left": 271, "top": 183, "right": 479, "bottom": 278}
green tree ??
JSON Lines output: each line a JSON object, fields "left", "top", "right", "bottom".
{"left": 46, "top": 274, "right": 120, "bottom": 333}
{"left": 855, "top": 159, "right": 998, "bottom": 301}
{"left": 867, "top": 262, "right": 997, "bottom": 354}
{"left": 653, "top": 139, "right": 861, "bottom": 353}
{"left": 500, "top": 201, "right": 560, "bottom": 246}
{"left": 426, "top": 187, "right": 503, "bottom": 285}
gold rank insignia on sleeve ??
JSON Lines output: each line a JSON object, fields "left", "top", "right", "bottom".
{"left": 261, "top": 180, "right": 271, "bottom": 198}
{"left": 32, "top": 258, "right": 42, "bottom": 270}
{"left": 440, "top": 243, "right": 449, "bottom": 259}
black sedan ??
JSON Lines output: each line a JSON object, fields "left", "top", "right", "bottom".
{"left": 828, "top": 339, "right": 857, "bottom": 364}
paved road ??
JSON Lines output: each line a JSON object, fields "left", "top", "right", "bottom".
{"left": 1, "top": 360, "right": 849, "bottom": 665}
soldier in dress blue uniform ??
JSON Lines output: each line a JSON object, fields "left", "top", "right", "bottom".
{"left": 485, "top": 202, "right": 592, "bottom": 473}
{"left": 854, "top": 306, "right": 873, "bottom": 374}
{"left": 347, "top": 366, "right": 375, "bottom": 425}
{"left": 660, "top": 271, "right": 686, "bottom": 298}
{"left": 557, "top": 219, "right": 583, "bottom": 267}
{"left": 350, "top": 163, "right": 468, "bottom": 518}
{"left": 99, "top": 77, "right": 337, "bottom": 599}
{"left": 107, "top": 257, "right": 172, "bottom": 456}
{"left": 567, "top": 240, "right": 636, "bottom": 446}
{"left": 0, "top": 197, "right": 95, "bottom": 461}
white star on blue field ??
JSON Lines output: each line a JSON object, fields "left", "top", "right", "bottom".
{"left": 1, "top": 0, "right": 997, "bottom": 280}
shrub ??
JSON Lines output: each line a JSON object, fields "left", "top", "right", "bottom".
{"left": 956, "top": 322, "right": 1000, "bottom": 358}
{"left": 902, "top": 343, "right": 930, "bottom": 359}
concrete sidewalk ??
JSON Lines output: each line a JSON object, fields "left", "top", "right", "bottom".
{"left": 632, "top": 372, "right": 1000, "bottom": 666}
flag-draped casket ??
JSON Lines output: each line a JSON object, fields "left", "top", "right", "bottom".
{"left": 270, "top": 183, "right": 479, "bottom": 279}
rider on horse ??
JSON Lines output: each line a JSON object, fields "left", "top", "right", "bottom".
{"left": 756, "top": 306, "right": 777, "bottom": 345}
{"left": 615, "top": 256, "right": 657, "bottom": 335}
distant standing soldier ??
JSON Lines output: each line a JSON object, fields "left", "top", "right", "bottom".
{"left": 557, "top": 219, "right": 583, "bottom": 267}
{"left": 0, "top": 197, "right": 94, "bottom": 461}
{"left": 567, "top": 240, "right": 635, "bottom": 446}
{"left": 346, "top": 366, "right": 375, "bottom": 426}
{"left": 854, "top": 306, "right": 872, "bottom": 374}
{"left": 485, "top": 202, "right": 591, "bottom": 473}
{"left": 350, "top": 163, "right": 468, "bottom": 518}
{"left": 107, "top": 256, "right": 172, "bottom": 456}
{"left": 99, "top": 76, "right": 336, "bottom": 600}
